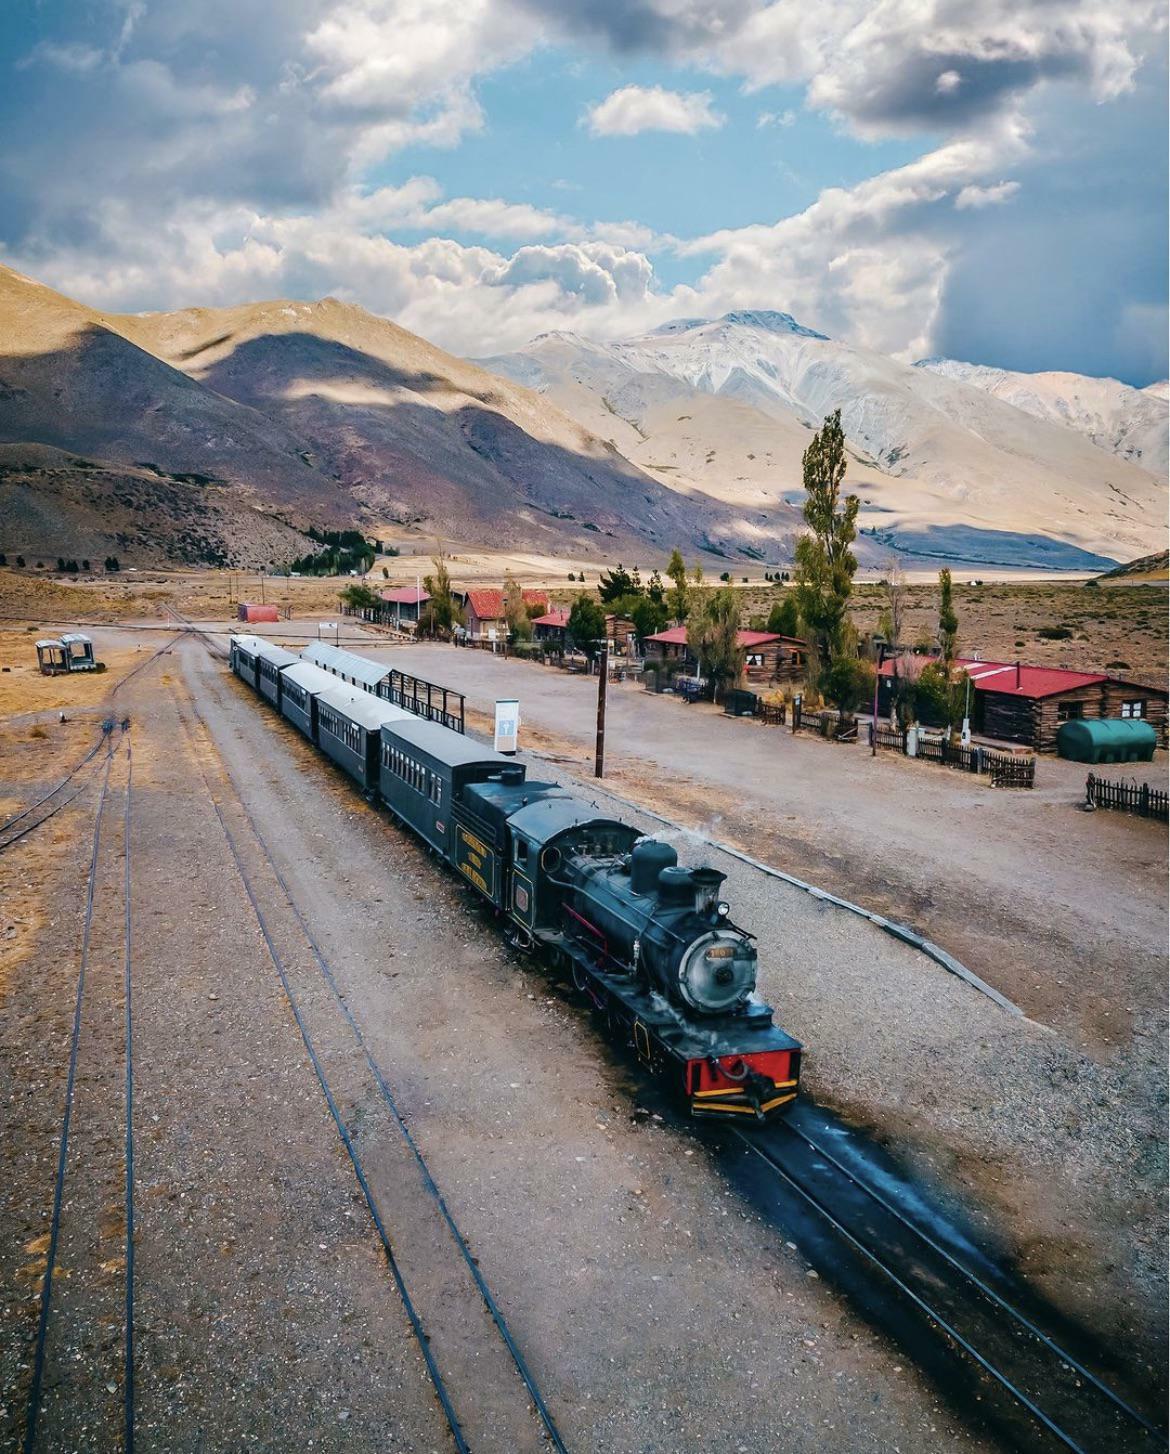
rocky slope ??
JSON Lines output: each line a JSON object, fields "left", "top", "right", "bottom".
{"left": 0, "top": 264, "right": 775, "bottom": 566}
{"left": 914, "top": 357, "right": 1169, "bottom": 478}
{"left": 480, "top": 312, "right": 1168, "bottom": 570}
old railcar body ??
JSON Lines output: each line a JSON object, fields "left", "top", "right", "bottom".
{"left": 317, "top": 686, "right": 413, "bottom": 791}
{"left": 280, "top": 661, "right": 344, "bottom": 741}
{"left": 227, "top": 638, "right": 802, "bottom": 1120}
{"left": 256, "top": 643, "right": 299, "bottom": 707}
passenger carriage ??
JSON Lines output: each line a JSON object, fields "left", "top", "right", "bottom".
{"left": 378, "top": 719, "right": 514, "bottom": 861}
{"left": 256, "top": 643, "right": 299, "bottom": 707}
{"left": 316, "top": 685, "right": 412, "bottom": 792}
{"left": 229, "top": 633, "right": 267, "bottom": 690}
{"left": 278, "top": 661, "right": 340, "bottom": 740}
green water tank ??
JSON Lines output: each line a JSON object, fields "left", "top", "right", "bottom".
{"left": 1057, "top": 717, "right": 1158, "bottom": 764}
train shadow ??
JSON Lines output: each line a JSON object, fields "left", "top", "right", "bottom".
{"left": 705, "top": 1098, "right": 1166, "bottom": 1453}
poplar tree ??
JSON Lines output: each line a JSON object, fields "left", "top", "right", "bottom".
{"left": 792, "top": 409, "right": 859, "bottom": 669}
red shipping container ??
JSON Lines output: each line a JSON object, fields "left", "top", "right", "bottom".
{"left": 237, "top": 603, "right": 279, "bottom": 623}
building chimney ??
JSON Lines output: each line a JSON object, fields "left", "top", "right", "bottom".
{"left": 1016, "top": 660, "right": 1021, "bottom": 689}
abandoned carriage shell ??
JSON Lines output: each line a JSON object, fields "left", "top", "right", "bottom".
{"left": 1057, "top": 717, "right": 1157, "bottom": 764}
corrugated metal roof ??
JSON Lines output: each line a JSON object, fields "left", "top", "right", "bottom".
{"left": 531, "top": 608, "right": 571, "bottom": 627}
{"left": 60, "top": 632, "right": 92, "bottom": 646}
{"left": 281, "top": 661, "right": 338, "bottom": 693}
{"left": 317, "top": 684, "right": 413, "bottom": 732}
{"left": 383, "top": 717, "right": 512, "bottom": 768}
{"left": 380, "top": 586, "right": 431, "bottom": 604}
{"left": 877, "top": 656, "right": 1112, "bottom": 699}
{"left": 505, "top": 796, "right": 621, "bottom": 845}
{"left": 302, "top": 640, "right": 388, "bottom": 687}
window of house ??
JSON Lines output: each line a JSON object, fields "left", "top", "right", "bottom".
{"left": 1057, "top": 701, "right": 1084, "bottom": 721}
{"left": 746, "top": 653, "right": 765, "bottom": 667}
{"left": 1120, "top": 700, "right": 1146, "bottom": 719}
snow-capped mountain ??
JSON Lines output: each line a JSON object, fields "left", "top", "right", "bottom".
{"left": 914, "top": 357, "right": 1168, "bottom": 478}
{"left": 477, "top": 312, "right": 1167, "bottom": 570}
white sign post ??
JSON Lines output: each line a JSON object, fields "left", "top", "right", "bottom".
{"left": 494, "top": 699, "right": 520, "bottom": 755}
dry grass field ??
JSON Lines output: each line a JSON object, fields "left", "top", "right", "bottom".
{"left": 2, "top": 565, "right": 1165, "bottom": 689}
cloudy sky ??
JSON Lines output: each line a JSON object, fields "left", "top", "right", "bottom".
{"left": 1, "top": 0, "right": 1166, "bottom": 382}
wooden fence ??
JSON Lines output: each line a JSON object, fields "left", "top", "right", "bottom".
{"left": 984, "top": 750, "right": 1036, "bottom": 789}
{"left": 1085, "top": 773, "right": 1168, "bottom": 821}
{"left": 758, "top": 701, "right": 787, "bottom": 726}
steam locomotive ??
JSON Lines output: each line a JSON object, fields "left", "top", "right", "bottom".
{"left": 231, "top": 634, "right": 801, "bottom": 1120}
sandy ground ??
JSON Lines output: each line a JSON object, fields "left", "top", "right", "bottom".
{"left": 0, "top": 627, "right": 1033, "bottom": 1453}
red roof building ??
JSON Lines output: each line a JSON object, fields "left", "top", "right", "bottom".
{"left": 644, "top": 627, "right": 806, "bottom": 684}
{"left": 877, "top": 655, "right": 1167, "bottom": 750}
{"left": 380, "top": 586, "right": 431, "bottom": 605}
{"left": 462, "top": 588, "right": 549, "bottom": 638}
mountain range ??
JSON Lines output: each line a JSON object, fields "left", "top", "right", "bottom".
{"left": 0, "top": 263, "right": 1164, "bottom": 571}
{"left": 478, "top": 310, "right": 1167, "bottom": 571}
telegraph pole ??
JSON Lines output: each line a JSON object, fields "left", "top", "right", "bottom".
{"left": 594, "top": 638, "right": 609, "bottom": 779}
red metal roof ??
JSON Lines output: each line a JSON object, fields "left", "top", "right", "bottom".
{"left": 645, "top": 627, "right": 785, "bottom": 649}
{"left": 531, "top": 608, "right": 571, "bottom": 627}
{"left": 464, "top": 588, "right": 548, "bottom": 620}
{"left": 878, "top": 656, "right": 1110, "bottom": 699}
{"left": 379, "top": 586, "right": 430, "bottom": 604}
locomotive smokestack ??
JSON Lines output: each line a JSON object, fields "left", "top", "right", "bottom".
{"left": 690, "top": 867, "right": 726, "bottom": 915}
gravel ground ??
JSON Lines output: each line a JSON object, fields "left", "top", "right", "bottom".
{"left": 178, "top": 638, "right": 1002, "bottom": 1452}
{"left": 345, "top": 641, "right": 1168, "bottom": 1383}
{"left": 1, "top": 625, "right": 1162, "bottom": 1451}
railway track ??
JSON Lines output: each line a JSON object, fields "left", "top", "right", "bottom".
{"left": 172, "top": 606, "right": 1161, "bottom": 1454}
{"left": 729, "top": 1116, "right": 1162, "bottom": 1454}
{"left": 169, "top": 645, "right": 570, "bottom": 1453}
{"left": 21, "top": 730, "right": 138, "bottom": 1453}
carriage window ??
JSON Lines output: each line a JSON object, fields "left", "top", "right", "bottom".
{"left": 1121, "top": 700, "right": 1145, "bottom": 719}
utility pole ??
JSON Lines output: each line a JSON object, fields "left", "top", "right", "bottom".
{"left": 594, "top": 638, "right": 609, "bottom": 779}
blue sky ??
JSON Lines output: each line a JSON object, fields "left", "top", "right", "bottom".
{"left": 0, "top": 1, "right": 1166, "bottom": 383}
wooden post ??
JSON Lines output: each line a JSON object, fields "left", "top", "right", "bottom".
{"left": 595, "top": 639, "right": 609, "bottom": 779}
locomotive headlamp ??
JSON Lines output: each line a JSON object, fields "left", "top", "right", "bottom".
{"left": 717, "top": 901, "right": 730, "bottom": 917}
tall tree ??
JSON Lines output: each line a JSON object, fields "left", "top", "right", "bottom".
{"left": 567, "top": 593, "right": 606, "bottom": 659}
{"left": 879, "top": 558, "right": 911, "bottom": 725}
{"left": 598, "top": 563, "right": 636, "bottom": 603}
{"left": 792, "top": 409, "right": 859, "bottom": 668}
{"left": 686, "top": 587, "right": 742, "bottom": 701}
{"left": 665, "top": 549, "right": 689, "bottom": 621}
{"left": 504, "top": 573, "right": 533, "bottom": 642}
{"left": 647, "top": 569, "right": 665, "bottom": 605}
{"left": 419, "top": 543, "right": 462, "bottom": 637}
{"left": 766, "top": 592, "right": 799, "bottom": 638}
{"left": 938, "top": 568, "right": 958, "bottom": 668}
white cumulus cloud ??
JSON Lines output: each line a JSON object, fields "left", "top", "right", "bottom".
{"left": 584, "top": 84, "right": 724, "bottom": 136}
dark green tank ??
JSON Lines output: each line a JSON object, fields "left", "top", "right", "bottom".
{"left": 1057, "top": 718, "right": 1157, "bottom": 764}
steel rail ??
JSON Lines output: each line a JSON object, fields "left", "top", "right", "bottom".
{"left": 0, "top": 777, "right": 99, "bottom": 855}
{"left": 778, "top": 1119, "right": 1160, "bottom": 1441}
{"left": 191, "top": 692, "right": 571, "bottom": 1454}
{"left": 122, "top": 741, "right": 137, "bottom": 1453}
{"left": 732, "top": 1127, "right": 1151, "bottom": 1454}
{"left": 170, "top": 694, "right": 470, "bottom": 1454}
{"left": 0, "top": 722, "right": 114, "bottom": 835}
{"left": 22, "top": 742, "right": 118, "bottom": 1454}
{"left": 179, "top": 613, "right": 571, "bottom": 1453}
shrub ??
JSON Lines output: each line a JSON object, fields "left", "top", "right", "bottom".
{"left": 1038, "top": 626, "right": 1072, "bottom": 639}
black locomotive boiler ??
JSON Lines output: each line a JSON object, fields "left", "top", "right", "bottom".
{"left": 231, "top": 635, "right": 801, "bottom": 1120}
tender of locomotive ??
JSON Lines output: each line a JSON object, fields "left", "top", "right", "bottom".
{"left": 229, "top": 636, "right": 801, "bottom": 1121}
